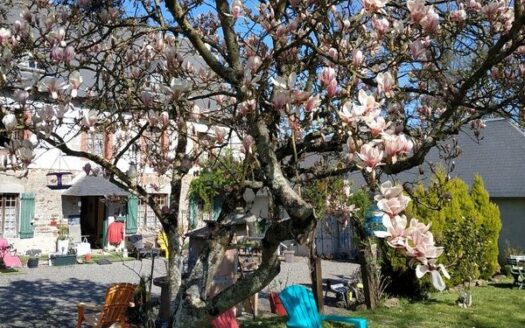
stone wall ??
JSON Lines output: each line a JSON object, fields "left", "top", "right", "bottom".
{"left": 1, "top": 167, "right": 215, "bottom": 254}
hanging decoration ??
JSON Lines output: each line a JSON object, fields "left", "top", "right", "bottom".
{"left": 46, "top": 151, "right": 73, "bottom": 189}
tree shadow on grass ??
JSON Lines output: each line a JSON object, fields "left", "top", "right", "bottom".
{"left": 0, "top": 278, "right": 108, "bottom": 327}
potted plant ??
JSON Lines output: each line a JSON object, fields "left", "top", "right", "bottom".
{"left": 56, "top": 223, "right": 70, "bottom": 255}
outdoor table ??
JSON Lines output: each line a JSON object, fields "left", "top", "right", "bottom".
{"left": 509, "top": 255, "right": 525, "bottom": 261}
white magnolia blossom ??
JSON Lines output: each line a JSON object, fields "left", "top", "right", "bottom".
{"left": 2, "top": 113, "right": 17, "bottom": 132}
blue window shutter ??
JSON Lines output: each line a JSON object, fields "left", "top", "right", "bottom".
{"left": 212, "top": 196, "right": 223, "bottom": 221}
{"left": 126, "top": 195, "right": 138, "bottom": 234}
{"left": 20, "top": 193, "right": 35, "bottom": 239}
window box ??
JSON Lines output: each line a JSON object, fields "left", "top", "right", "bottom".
{"left": 50, "top": 254, "right": 76, "bottom": 266}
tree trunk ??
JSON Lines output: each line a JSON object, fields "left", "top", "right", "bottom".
{"left": 308, "top": 229, "right": 324, "bottom": 313}
{"left": 166, "top": 228, "right": 182, "bottom": 324}
{"left": 359, "top": 239, "right": 379, "bottom": 310}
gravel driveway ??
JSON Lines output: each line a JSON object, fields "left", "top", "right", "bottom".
{"left": 0, "top": 258, "right": 167, "bottom": 328}
{"left": 0, "top": 256, "right": 358, "bottom": 327}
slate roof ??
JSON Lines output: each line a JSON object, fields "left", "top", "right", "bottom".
{"left": 427, "top": 118, "right": 525, "bottom": 198}
{"left": 62, "top": 175, "right": 129, "bottom": 196}
{"left": 347, "top": 118, "right": 525, "bottom": 198}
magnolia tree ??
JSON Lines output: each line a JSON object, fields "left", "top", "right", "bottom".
{"left": 1, "top": 0, "right": 525, "bottom": 325}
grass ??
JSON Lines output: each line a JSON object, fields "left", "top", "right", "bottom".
{"left": 0, "top": 267, "right": 20, "bottom": 274}
{"left": 241, "top": 317, "right": 346, "bottom": 328}
{"left": 242, "top": 279, "right": 525, "bottom": 328}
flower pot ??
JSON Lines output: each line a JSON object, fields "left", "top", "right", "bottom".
{"left": 27, "top": 257, "right": 39, "bottom": 268}
{"left": 84, "top": 254, "right": 93, "bottom": 263}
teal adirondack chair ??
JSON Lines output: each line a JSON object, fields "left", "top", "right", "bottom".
{"left": 279, "top": 285, "right": 368, "bottom": 328}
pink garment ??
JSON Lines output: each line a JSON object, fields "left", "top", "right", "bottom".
{"left": 0, "top": 237, "right": 22, "bottom": 268}
{"left": 107, "top": 221, "right": 125, "bottom": 245}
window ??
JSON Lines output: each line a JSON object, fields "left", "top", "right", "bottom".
{"left": 0, "top": 194, "right": 19, "bottom": 238}
{"left": 86, "top": 132, "right": 104, "bottom": 156}
{"left": 139, "top": 194, "right": 167, "bottom": 229}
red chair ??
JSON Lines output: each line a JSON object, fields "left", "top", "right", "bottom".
{"left": 211, "top": 308, "right": 239, "bottom": 328}
{"left": 0, "top": 237, "right": 22, "bottom": 268}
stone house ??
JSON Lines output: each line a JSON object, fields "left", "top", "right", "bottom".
{"left": 0, "top": 3, "right": 252, "bottom": 254}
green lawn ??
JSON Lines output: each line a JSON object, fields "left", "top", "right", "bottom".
{"left": 242, "top": 280, "right": 525, "bottom": 328}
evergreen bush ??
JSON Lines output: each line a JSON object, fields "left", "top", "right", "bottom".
{"left": 382, "top": 171, "right": 501, "bottom": 294}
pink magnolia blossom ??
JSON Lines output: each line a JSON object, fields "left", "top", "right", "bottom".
{"left": 467, "top": 0, "right": 482, "bottom": 12}
{"left": 320, "top": 67, "right": 336, "bottom": 87}
{"left": 410, "top": 37, "right": 431, "bottom": 61}
{"left": 352, "top": 50, "right": 364, "bottom": 67}
{"left": 407, "top": 0, "right": 427, "bottom": 24}
{"left": 160, "top": 78, "right": 191, "bottom": 102}
{"left": 482, "top": 1, "right": 505, "bottom": 21}
{"left": 420, "top": 6, "right": 440, "bottom": 34}
{"left": 450, "top": 5, "right": 467, "bottom": 23}
{"left": 406, "top": 229, "right": 444, "bottom": 263}
{"left": 366, "top": 117, "right": 389, "bottom": 137}
{"left": 376, "top": 72, "right": 395, "bottom": 97}
{"left": 69, "top": 71, "right": 83, "bottom": 98}
{"left": 357, "top": 143, "right": 384, "bottom": 172}
{"left": 0, "top": 28, "right": 11, "bottom": 46}
{"left": 327, "top": 79, "right": 337, "bottom": 98}
{"left": 362, "top": 0, "right": 389, "bottom": 14}
{"left": 328, "top": 47, "right": 338, "bottom": 61}
{"left": 416, "top": 261, "right": 450, "bottom": 291}
{"left": 407, "top": 217, "right": 431, "bottom": 235}
{"left": 242, "top": 135, "right": 255, "bottom": 155}
{"left": 372, "top": 17, "right": 390, "bottom": 36}
{"left": 383, "top": 134, "right": 414, "bottom": 163}
{"left": 82, "top": 110, "right": 97, "bottom": 131}
{"left": 339, "top": 101, "right": 365, "bottom": 126}
{"left": 272, "top": 90, "right": 291, "bottom": 110}
{"left": 2, "top": 113, "right": 17, "bottom": 132}
{"left": 305, "top": 95, "right": 321, "bottom": 113}
{"left": 246, "top": 55, "right": 262, "bottom": 73}
{"left": 148, "top": 110, "right": 159, "bottom": 126}
{"left": 160, "top": 111, "right": 169, "bottom": 127}
{"left": 231, "top": 0, "right": 243, "bottom": 19}
{"left": 141, "top": 91, "right": 154, "bottom": 107}
{"left": 42, "top": 78, "right": 67, "bottom": 99}
{"left": 375, "top": 181, "right": 404, "bottom": 200}
{"left": 239, "top": 99, "right": 256, "bottom": 116}
{"left": 374, "top": 214, "right": 409, "bottom": 248}
{"left": 377, "top": 193, "right": 410, "bottom": 218}
{"left": 63, "top": 46, "right": 75, "bottom": 64}
{"left": 375, "top": 181, "right": 448, "bottom": 290}
{"left": 50, "top": 46, "right": 64, "bottom": 63}
{"left": 292, "top": 90, "right": 311, "bottom": 105}
{"left": 407, "top": 0, "right": 440, "bottom": 33}
{"left": 356, "top": 90, "right": 381, "bottom": 117}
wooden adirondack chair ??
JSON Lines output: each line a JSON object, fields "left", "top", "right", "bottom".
{"left": 77, "top": 283, "right": 137, "bottom": 328}
{"left": 279, "top": 285, "right": 368, "bottom": 328}
{"left": 211, "top": 308, "right": 239, "bottom": 328}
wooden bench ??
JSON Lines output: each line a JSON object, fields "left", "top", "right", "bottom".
{"left": 506, "top": 258, "right": 525, "bottom": 289}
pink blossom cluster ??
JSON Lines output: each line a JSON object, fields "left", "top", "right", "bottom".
{"left": 338, "top": 89, "right": 414, "bottom": 175}
{"left": 374, "top": 181, "right": 449, "bottom": 290}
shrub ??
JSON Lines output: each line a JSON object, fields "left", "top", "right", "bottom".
{"left": 382, "top": 171, "right": 501, "bottom": 293}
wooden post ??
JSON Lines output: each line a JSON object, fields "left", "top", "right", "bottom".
{"left": 312, "top": 257, "right": 324, "bottom": 312}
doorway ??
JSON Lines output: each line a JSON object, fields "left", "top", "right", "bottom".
{"left": 80, "top": 196, "right": 106, "bottom": 248}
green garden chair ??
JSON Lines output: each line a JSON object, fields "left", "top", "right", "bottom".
{"left": 279, "top": 285, "right": 368, "bottom": 328}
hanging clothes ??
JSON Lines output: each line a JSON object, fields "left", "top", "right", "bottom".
{"left": 107, "top": 221, "right": 125, "bottom": 245}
